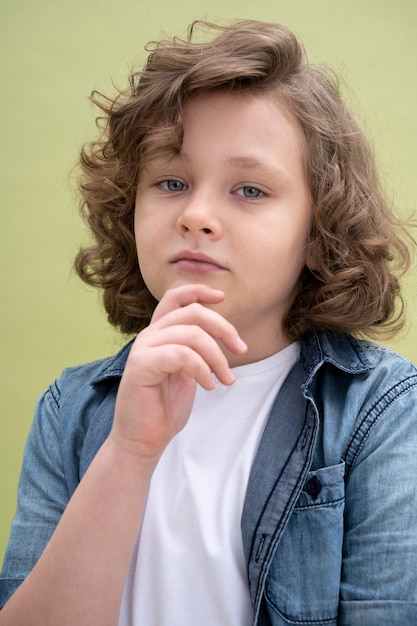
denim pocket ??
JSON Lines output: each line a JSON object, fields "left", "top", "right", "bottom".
{"left": 264, "top": 462, "right": 345, "bottom": 625}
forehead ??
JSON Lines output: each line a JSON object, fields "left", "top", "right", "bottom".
{"left": 139, "top": 89, "right": 307, "bottom": 178}
{"left": 181, "top": 90, "right": 306, "bottom": 174}
{"left": 182, "top": 89, "right": 303, "bottom": 139}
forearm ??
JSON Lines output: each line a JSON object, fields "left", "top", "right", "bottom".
{"left": 0, "top": 438, "right": 155, "bottom": 626}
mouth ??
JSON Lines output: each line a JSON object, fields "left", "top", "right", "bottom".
{"left": 170, "top": 250, "right": 227, "bottom": 274}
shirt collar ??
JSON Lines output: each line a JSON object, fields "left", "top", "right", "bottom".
{"left": 300, "top": 330, "right": 374, "bottom": 388}
{"left": 90, "top": 339, "right": 134, "bottom": 384}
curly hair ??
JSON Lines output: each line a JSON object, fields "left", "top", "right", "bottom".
{"left": 75, "top": 19, "right": 413, "bottom": 340}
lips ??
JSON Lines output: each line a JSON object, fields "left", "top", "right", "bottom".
{"left": 170, "top": 250, "right": 227, "bottom": 273}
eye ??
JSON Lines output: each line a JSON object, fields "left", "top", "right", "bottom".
{"left": 236, "top": 186, "right": 264, "bottom": 199}
{"left": 158, "top": 179, "right": 187, "bottom": 192}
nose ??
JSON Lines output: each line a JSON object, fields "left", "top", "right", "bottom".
{"left": 176, "top": 193, "right": 222, "bottom": 240}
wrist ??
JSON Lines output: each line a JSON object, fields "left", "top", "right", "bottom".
{"left": 100, "top": 435, "right": 161, "bottom": 479}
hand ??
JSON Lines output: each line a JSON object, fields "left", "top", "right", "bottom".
{"left": 109, "top": 284, "right": 248, "bottom": 464}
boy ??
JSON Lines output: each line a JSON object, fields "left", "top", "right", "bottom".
{"left": 1, "top": 19, "right": 416, "bottom": 626}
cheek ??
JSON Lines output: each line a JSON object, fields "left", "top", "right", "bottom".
{"left": 136, "top": 254, "right": 163, "bottom": 302}
{"left": 134, "top": 220, "right": 153, "bottom": 277}
{"left": 261, "top": 226, "right": 309, "bottom": 290}
{"left": 134, "top": 209, "right": 156, "bottom": 257}
{"left": 134, "top": 231, "right": 167, "bottom": 302}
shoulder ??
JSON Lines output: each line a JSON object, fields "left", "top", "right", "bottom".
{"left": 301, "top": 330, "right": 417, "bottom": 392}
{"left": 301, "top": 331, "right": 417, "bottom": 469}
{"left": 340, "top": 341, "right": 417, "bottom": 473}
{"left": 357, "top": 338, "right": 417, "bottom": 376}
{"left": 304, "top": 330, "right": 417, "bottom": 417}
{"left": 51, "top": 339, "right": 134, "bottom": 409}
{"left": 339, "top": 339, "right": 417, "bottom": 408}
{"left": 34, "top": 340, "right": 135, "bottom": 480}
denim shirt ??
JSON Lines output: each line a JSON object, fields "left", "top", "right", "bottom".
{"left": 1, "top": 330, "right": 417, "bottom": 625}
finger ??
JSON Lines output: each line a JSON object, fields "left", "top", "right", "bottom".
{"left": 152, "top": 284, "right": 226, "bottom": 321}
{"left": 135, "top": 344, "right": 219, "bottom": 391}
{"left": 139, "top": 324, "right": 236, "bottom": 385}
{"left": 150, "top": 303, "right": 248, "bottom": 356}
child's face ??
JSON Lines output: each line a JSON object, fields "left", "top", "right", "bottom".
{"left": 135, "top": 90, "right": 312, "bottom": 356}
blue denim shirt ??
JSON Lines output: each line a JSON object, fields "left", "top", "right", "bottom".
{"left": 1, "top": 330, "right": 417, "bottom": 625}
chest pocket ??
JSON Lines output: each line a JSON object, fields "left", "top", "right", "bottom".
{"left": 264, "top": 461, "right": 345, "bottom": 625}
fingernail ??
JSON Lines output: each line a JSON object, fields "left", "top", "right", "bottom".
{"left": 237, "top": 338, "right": 248, "bottom": 352}
{"left": 226, "top": 370, "right": 235, "bottom": 385}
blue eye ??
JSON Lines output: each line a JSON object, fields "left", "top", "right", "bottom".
{"left": 237, "top": 186, "right": 263, "bottom": 199}
{"left": 159, "top": 179, "right": 187, "bottom": 192}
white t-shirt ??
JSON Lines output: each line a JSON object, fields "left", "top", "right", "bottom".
{"left": 118, "top": 343, "right": 300, "bottom": 626}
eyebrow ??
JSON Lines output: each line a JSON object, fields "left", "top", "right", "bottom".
{"left": 226, "top": 156, "right": 288, "bottom": 180}
{"left": 145, "top": 153, "right": 290, "bottom": 183}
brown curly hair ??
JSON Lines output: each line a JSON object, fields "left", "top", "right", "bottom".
{"left": 75, "top": 19, "right": 413, "bottom": 340}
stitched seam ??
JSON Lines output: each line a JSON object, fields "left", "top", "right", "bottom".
{"left": 294, "top": 497, "right": 345, "bottom": 512}
{"left": 47, "top": 380, "right": 61, "bottom": 412}
{"left": 254, "top": 408, "right": 316, "bottom": 618}
{"left": 343, "top": 376, "right": 417, "bottom": 478}
{"left": 264, "top": 594, "right": 337, "bottom": 624}
{"left": 253, "top": 449, "right": 309, "bottom": 615}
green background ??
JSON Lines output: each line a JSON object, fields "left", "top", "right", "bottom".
{"left": 1, "top": 0, "right": 416, "bottom": 562}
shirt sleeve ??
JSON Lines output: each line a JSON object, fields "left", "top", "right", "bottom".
{"left": 339, "top": 378, "right": 417, "bottom": 624}
{"left": 0, "top": 381, "right": 70, "bottom": 607}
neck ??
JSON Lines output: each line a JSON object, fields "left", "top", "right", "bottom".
{"left": 226, "top": 331, "right": 292, "bottom": 367}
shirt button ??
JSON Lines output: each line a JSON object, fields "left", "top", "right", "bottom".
{"left": 305, "top": 476, "right": 322, "bottom": 499}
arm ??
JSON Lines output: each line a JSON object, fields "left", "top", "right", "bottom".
{"left": 0, "top": 284, "right": 247, "bottom": 626}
